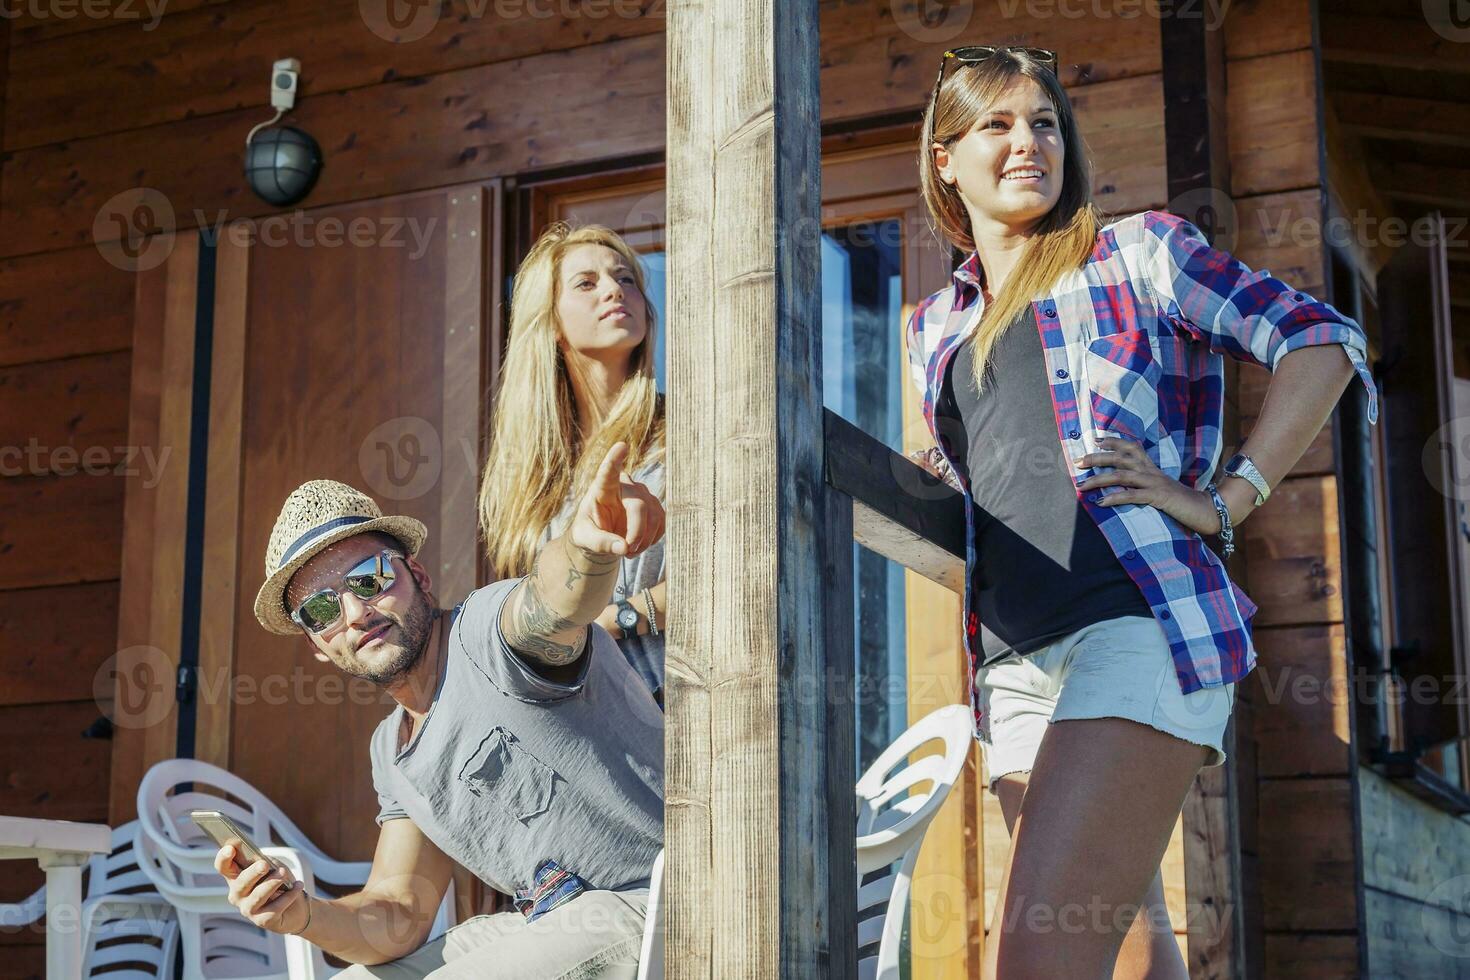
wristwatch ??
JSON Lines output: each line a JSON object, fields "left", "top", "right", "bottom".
{"left": 1222, "top": 452, "right": 1271, "bottom": 507}
{"left": 615, "top": 599, "right": 641, "bottom": 635}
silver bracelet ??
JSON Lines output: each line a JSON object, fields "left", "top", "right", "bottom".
{"left": 288, "top": 894, "right": 312, "bottom": 937}
{"left": 641, "top": 587, "right": 660, "bottom": 637}
{"left": 1206, "top": 482, "right": 1234, "bottom": 559}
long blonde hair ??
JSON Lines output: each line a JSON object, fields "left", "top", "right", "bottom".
{"left": 478, "top": 222, "right": 665, "bottom": 579}
{"left": 919, "top": 49, "right": 1103, "bottom": 392}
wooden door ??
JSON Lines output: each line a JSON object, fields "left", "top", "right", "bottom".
{"left": 113, "top": 184, "right": 498, "bottom": 867}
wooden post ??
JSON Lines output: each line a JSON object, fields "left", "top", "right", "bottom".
{"left": 665, "top": 0, "right": 856, "bottom": 975}
{"left": 1161, "top": 11, "right": 1246, "bottom": 979}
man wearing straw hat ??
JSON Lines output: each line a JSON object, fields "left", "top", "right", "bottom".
{"left": 212, "top": 442, "right": 664, "bottom": 978}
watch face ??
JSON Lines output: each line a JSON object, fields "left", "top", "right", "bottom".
{"left": 616, "top": 607, "right": 640, "bottom": 630}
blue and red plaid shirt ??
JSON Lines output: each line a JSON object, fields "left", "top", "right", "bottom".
{"left": 906, "top": 210, "right": 1379, "bottom": 733}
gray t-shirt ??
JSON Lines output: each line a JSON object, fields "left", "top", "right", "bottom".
{"left": 543, "top": 458, "right": 665, "bottom": 698}
{"left": 368, "top": 578, "right": 664, "bottom": 896}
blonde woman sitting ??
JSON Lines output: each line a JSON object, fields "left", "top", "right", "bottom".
{"left": 480, "top": 222, "right": 667, "bottom": 705}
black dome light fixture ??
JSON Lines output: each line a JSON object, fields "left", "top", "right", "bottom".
{"left": 244, "top": 57, "right": 322, "bottom": 207}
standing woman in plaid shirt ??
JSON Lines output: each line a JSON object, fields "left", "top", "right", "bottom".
{"left": 908, "top": 46, "right": 1377, "bottom": 978}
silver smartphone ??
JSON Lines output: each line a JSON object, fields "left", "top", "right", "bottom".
{"left": 189, "top": 809, "right": 287, "bottom": 876}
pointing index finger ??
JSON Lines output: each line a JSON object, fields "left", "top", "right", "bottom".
{"left": 591, "top": 441, "right": 630, "bottom": 494}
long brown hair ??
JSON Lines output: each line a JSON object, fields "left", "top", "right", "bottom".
{"left": 478, "top": 222, "right": 665, "bottom": 579}
{"left": 918, "top": 49, "right": 1103, "bottom": 392}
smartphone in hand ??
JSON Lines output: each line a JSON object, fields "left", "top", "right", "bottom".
{"left": 189, "top": 809, "right": 288, "bottom": 879}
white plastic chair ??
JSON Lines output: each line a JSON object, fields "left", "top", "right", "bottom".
{"left": 0, "top": 819, "right": 180, "bottom": 979}
{"left": 854, "top": 704, "right": 973, "bottom": 980}
{"left": 634, "top": 705, "right": 973, "bottom": 980}
{"left": 635, "top": 850, "right": 664, "bottom": 980}
{"left": 135, "top": 758, "right": 455, "bottom": 980}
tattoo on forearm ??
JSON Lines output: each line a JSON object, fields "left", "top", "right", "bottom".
{"left": 559, "top": 535, "right": 619, "bottom": 592}
{"left": 506, "top": 573, "right": 585, "bottom": 666}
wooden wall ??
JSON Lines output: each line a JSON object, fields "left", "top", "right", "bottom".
{"left": 0, "top": 10, "right": 134, "bottom": 973}
{"left": 0, "top": 0, "right": 1377, "bottom": 975}
{"left": 1358, "top": 767, "right": 1470, "bottom": 977}
{"left": 1320, "top": 9, "right": 1470, "bottom": 976}
{"left": 1230, "top": 2, "right": 1369, "bottom": 976}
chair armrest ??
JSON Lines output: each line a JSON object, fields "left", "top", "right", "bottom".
{"left": 263, "top": 846, "right": 331, "bottom": 980}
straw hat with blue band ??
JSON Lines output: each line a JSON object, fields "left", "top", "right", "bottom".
{"left": 254, "top": 479, "right": 428, "bottom": 635}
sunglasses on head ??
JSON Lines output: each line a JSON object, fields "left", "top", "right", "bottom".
{"left": 931, "top": 45, "right": 1059, "bottom": 101}
{"left": 291, "top": 549, "right": 404, "bottom": 634}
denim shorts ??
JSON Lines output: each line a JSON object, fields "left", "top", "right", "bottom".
{"left": 974, "top": 614, "right": 1236, "bottom": 792}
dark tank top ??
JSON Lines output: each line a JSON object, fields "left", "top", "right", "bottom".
{"left": 935, "top": 308, "right": 1152, "bottom": 662}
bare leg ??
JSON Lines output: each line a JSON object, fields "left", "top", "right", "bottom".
{"left": 988, "top": 775, "right": 1185, "bottom": 979}
{"left": 981, "top": 718, "right": 1206, "bottom": 979}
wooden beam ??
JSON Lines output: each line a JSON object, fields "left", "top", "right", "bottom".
{"left": 1372, "top": 162, "right": 1470, "bottom": 211}
{"left": 1334, "top": 91, "right": 1470, "bottom": 150}
{"left": 665, "top": 0, "right": 855, "bottom": 976}
{"left": 1322, "top": 13, "right": 1470, "bottom": 74}
{"left": 822, "top": 411, "right": 964, "bottom": 592}
{"left": 1161, "top": 10, "right": 1246, "bottom": 976}
{"left": 108, "top": 232, "right": 191, "bottom": 823}
{"left": 194, "top": 221, "right": 249, "bottom": 772}
{"left": 1161, "top": 2, "right": 1229, "bottom": 223}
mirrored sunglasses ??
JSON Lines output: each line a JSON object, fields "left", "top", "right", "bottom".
{"left": 290, "top": 550, "right": 404, "bottom": 634}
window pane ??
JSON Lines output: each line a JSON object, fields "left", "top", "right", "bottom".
{"left": 636, "top": 220, "right": 909, "bottom": 776}
{"left": 822, "top": 222, "right": 908, "bottom": 777}
{"left": 638, "top": 250, "right": 667, "bottom": 392}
